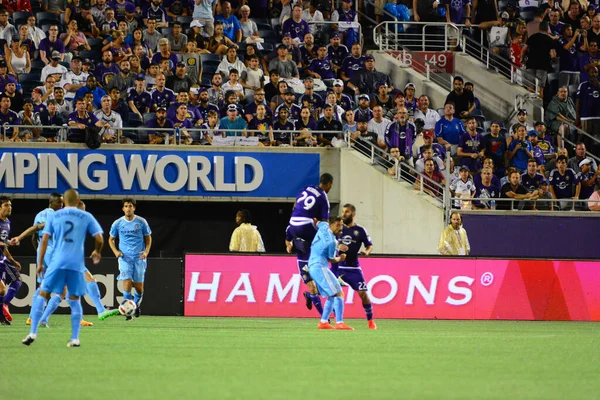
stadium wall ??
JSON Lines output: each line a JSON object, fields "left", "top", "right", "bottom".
{"left": 184, "top": 254, "right": 600, "bottom": 321}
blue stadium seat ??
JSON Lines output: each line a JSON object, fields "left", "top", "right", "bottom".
{"left": 18, "top": 72, "right": 41, "bottom": 83}
{"left": 259, "top": 30, "right": 278, "bottom": 42}
{"left": 128, "top": 112, "right": 143, "bottom": 125}
{"left": 143, "top": 112, "right": 155, "bottom": 124}
{"left": 177, "top": 16, "right": 193, "bottom": 24}
{"left": 261, "top": 42, "right": 273, "bottom": 53}
{"left": 36, "top": 11, "right": 60, "bottom": 23}
{"left": 200, "top": 53, "right": 221, "bottom": 63}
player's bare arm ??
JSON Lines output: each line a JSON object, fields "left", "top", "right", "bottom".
{"left": 140, "top": 234, "right": 152, "bottom": 260}
{"left": 108, "top": 236, "right": 123, "bottom": 258}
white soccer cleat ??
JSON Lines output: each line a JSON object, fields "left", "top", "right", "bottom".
{"left": 67, "top": 339, "right": 80, "bottom": 348}
{"left": 22, "top": 333, "right": 37, "bottom": 346}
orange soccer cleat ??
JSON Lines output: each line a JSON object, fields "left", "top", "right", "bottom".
{"left": 368, "top": 320, "right": 378, "bottom": 330}
{"left": 335, "top": 322, "right": 354, "bottom": 331}
{"left": 80, "top": 319, "right": 94, "bottom": 327}
{"left": 317, "top": 321, "right": 335, "bottom": 329}
{"left": 3, "top": 304, "right": 12, "bottom": 321}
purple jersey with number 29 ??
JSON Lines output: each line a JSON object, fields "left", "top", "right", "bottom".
{"left": 289, "top": 185, "right": 330, "bottom": 225}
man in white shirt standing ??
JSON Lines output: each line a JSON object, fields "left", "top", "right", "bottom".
{"left": 366, "top": 105, "right": 390, "bottom": 150}
{"left": 63, "top": 57, "right": 89, "bottom": 102}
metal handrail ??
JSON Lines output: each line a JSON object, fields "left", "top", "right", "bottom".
{"left": 449, "top": 195, "right": 600, "bottom": 212}
{"left": 373, "top": 21, "right": 463, "bottom": 52}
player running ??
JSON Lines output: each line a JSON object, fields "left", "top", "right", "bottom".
{"left": 22, "top": 189, "right": 104, "bottom": 347}
{"left": 333, "top": 204, "right": 377, "bottom": 329}
{"left": 11, "top": 197, "right": 115, "bottom": 326}
{"left": 309, "top": 216, "right": 353, "bottom": 330}
{"left": 286, "top": 173, "right": 333, "bottom": 317}
{"left": 0, "top": 197, "right": 21, "bottom": 326}
{"left": 108, "top": 198, "right": 152, "bottom": 321}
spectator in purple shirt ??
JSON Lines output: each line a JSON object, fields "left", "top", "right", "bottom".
{"left": 148, "top": 106, "right": 176, "bottom": 144}
{"left": 458, "top": 117, "right": 484, "bottom": 172}
{"left": 0, "top": 95, "right": 20, "bottom": 140}
{"left": 67, "top": 97, "right": 111, "bottom": 143}
{"left": 95, "top": 50, "right": 121, "bottom": 87}
{"left": 549, "top": 155, "right": 581, "bottom": 210}
{"left": 474, "top": 166, "right": 499, "bottom": 209}
{"left": 283, "top": 4, "right": 310, "bottom": 44}
{"left": 38, "top": 25, "right": 65, "bottom": 64}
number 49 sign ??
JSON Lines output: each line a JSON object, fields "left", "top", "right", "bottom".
{"left": 387, "top": 51, "right": 454, "bottom": 74}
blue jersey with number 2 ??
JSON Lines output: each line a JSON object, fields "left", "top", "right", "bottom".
{"left": 43, "top": 207, "right": 103, "bottom": 272}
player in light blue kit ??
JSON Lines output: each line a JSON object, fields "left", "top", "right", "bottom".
{"left": 309, "top": 216, "right": 354, "bottom": 331}
{"left": 22, "top": 189, "right": 104, "bottom": 347}
{"left": 109, "top": 198, "right": 152, "bottom": 320}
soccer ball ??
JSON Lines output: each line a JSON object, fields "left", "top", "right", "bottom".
{"left": 119, "top": 300, "right": 137, "bottom": 317}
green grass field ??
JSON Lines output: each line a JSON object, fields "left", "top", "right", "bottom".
{"left": 4, "top": 315, "right": 600, "bottom": 399}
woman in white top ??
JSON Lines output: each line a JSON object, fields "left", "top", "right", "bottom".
{"left": 6, "top": 37, "right": 31, "bottom": 75}
{"left": 26, "top": 16, "right": 46, "bottom": 48}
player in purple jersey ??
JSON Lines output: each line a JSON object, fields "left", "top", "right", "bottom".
{"left": 0, "top": 197, "right": 21, "bottom": 325}
{"left": 332, "top": 204, "right": 376, "bottom": 329}
{"left": 285, "top": 173, "right": 333, "bottom": 317}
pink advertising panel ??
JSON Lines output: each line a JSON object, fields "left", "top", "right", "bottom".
{"left": 184, "top": 255, "right": 600, "bottom": 321}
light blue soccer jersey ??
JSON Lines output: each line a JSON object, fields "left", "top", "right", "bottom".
{"left": 43, "top": 208, "right": 103, "bottom": 272}
{"left": 34, "top": 208, "right": 55, "bottom": 262}
{"left": 308, "top": 221, "right": 337, "bottom": 269}
{"left": 109, "top": 216, "right": 152, "bottom": 257}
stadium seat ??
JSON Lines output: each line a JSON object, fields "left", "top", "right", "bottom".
{"left": 143, "top": 112, "right": 155, "bottom": 124}
{"left": 471, "top": 109, "right": 485, "bottom": 119}
{"left": 568, "top": 83, "right": 578, "bottom": 102}
{"left": 30, "top": 59, "right": 45, "bottom": 72}
{"left": 200, "top": 53, "right": 221, "bottom": 63}
{"left": 519, "top": 10, "right": 535, "bottom": 22}
{"left": 258, "top": 30, "right": 278, "bottom": 41}
{"left": 256, "top": 23, "right": 272, "bottom": 32}
{"left": 201, "top": 77, "right": 211, "bottom": 87}
{"left": 36, "top": 11, "right": 60, "bottom": 23}
{"left": 254, "top": 18, "right": 270, "bottom": 25}
{"left": 18, "top": 72, "right": 41, "bottom": 82}
{"left": 261, "top": 42, "right": 273, "bottom": 53}
{"left": 12, "top": 11, "right": 30, "bottom": 23}
{"left": 20, "top": 80, "right": 42, "bottom": 92}
{"left": 437, "top": 108, "right": 445, "bottom": 116}
{"left": 128, "top": 112, "right": 143, "bottom": 125}
{"left": 483, "top": 120, "right": 492, "bottom": 132}
{"left": 202, "top": 65, "right": 218, "bottom": 79}
{"left": 177, "top": 16, "right": 193, "bottom": 24}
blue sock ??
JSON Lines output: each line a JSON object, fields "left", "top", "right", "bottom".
{"left": 309, "top": 293, "right": 323, "bottom": 316}
{"left": 29, "top": 294, "right": 47, "bottom": 335}
{"left": 40, "top": 295, "right": 62, "bottom": 324}
{"left": 320, "top": 298, "right": 335, "bottom": 323}
{"left": 86, "top": 281, "right": 105, "bottom": 314}
{"left": 68, "top": 298, "right": 82, "bottom": 341}
{"left": 363, "top": 303, "right": 373, "bottom": 321}
{"left": 133, "top": 290, "right": 143, "bottom": 307}
{"left": 333, "top": 296, "right": 345, "bottom": 323}
{"left": 28, "top": 288, "right": 42, "bottom": 319}
{"left": 123, "top": 290, "right": 133, "bottom": 301}
{"left": 3, "top": 280, "right": 22, "bottom": 304}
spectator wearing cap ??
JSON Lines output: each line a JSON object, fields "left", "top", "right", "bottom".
{"left": 458, "top": 117, "right": 484, "bottom": 172}
{"left": 298, "top": 77, "right": 323, "bottom": 120}
{"left": 402, "top": 83, "right": 417, "bottom": 114}
{"left": 370, "top": 82, "right": 393, "bottom": 114}
{"left": 509, "top": 109, "right": 534, "bottom": 143}
{"left": 575, "top": 157, "right": 599, "bottom": 209}
{"left": 306, "top": 45, "right": 336, "bottom": 82}
{"left": 368, "top": 105, "right": 391, "bottom": 149}
{"left": 548, "top": 154, "right": 580, "bottom": 210}
{"left": 67, "top": 97, "right": 112, "bottom": 143}
{"left": 123, "top": 3, "right": 139, "bottom": 34}
{"left": 192, "top": 0, "right": 217, "bottom": 37}
{"left": 217, "top": 46, "right": 247, "bottom": 78}
{"left": 478, "top": 11, "right": 511, "bottom": 56}
{"left": 385, "top": 107, "right": 416, "bottom": 160}
{"left": 41, "top": 51, "right": 68, "bottom": 85}
{"left": 568, "top": 142, "right": 597, "bottom": 173}
{"left": 352, "top": 117, "right": 384, "bottom": 156}
{"left": 481, "top": 121, "right": 507, "bottom": 177}
{"left": 332, "top": 79, "right": 353, "bottom": 111}
{"left": 414, "top": 94, "right": 441, "bottom": 132}
{"left": 576, "top": 65, "right": 600, "bottom": 152}
{"left": 166, "top": 62, "right": 195, "bottom": 93}
{"left": 165, "top": 21, "right": 188, "bottom": 53}
{"left": 340, "top": 42, "right": 365, "bottom": 84}
{"left": 435, "top": 102, "right": 466, "bottom": 156}
{"left": 331, "top": 0, "right": 358, "bottom": 46}
{"left": 105, "top": 59, "right": 135, "bottom": 101}
{"left": 148, "top": 106, "right": 176, "bottom": 144}
{"left": 31, "top": 88, "right": 47, "bottom": 115}
{"left": 215, "top": 1, "right": 243, "bottom": 43}
{"left": 16, "top": 98, "right": 41, "bottom": 141}
{"left": 348, "top": 54, "right": 393, "bottom": 97}
{"left": 4, "top": 81, "right": 23, "bottom": 113}
{"left": 152, "top": 38, "right": 180, "bottom": 73}
{"left": 353, "top": 93, "right": 373, "bottom": 122}
{"left": 94, "top": 94, "right": 124, "bottom": 143}
{"left": 419, "top": 130, "right": 446, "bottom": 160}
{"left": 283, "top": 4, "right": 310, "bottom": 44}
{"left": 220, "top": 103, "right": 247, "bottom": 136}
{"left": 317, "top": 103, "right": 343, "bottom": 146}
{"left": 127, "top": 75, "right": 151, "bottom": 120}
{"left": 38, "top": 25, "right": 65, "bottom": 65}
{"left": 142, "top": 19, "right": 162, "bottom": 53}
{"left": 76, "top": 75, "right": 108, "bottom": 109}
{"left": 143, "top": 0, "right": 169, "bottom": 28}
{"left": 268, "top": 44, "right": 300, "bottom": 79}
{"left": 545, "top": 86, "right": 576, "bottom": 148}
{"left": 327, "top": 33, "right": 349, "bottom": 75}
{"left": 5, "top": 35, "right": 30, "bottom": 75}
{"left": 275, "top": 87, "right": 302, "bottom": 122}
{"left": 450, "top": 166, "right": 476, "bottom": 209}
{"left": 445, "top": 76, "right": 475, "bottom": 119}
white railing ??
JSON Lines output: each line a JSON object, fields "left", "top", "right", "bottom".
{"left": 374, "top": 21, "right": 463, "bottom": 52}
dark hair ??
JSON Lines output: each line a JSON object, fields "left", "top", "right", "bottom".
{"left": 237, "top": 209, "right": 252, "bottom": 223}
{"left": 269, "top": 69, "right": 279, "bottom": 76}
{"left": 465, "top": 81, "right": 474, "bottom": 87}
{"left": 49, "top": 192, "right": 62, "bottom": 201}
{"left": 328, "top": 215, "right": 342, "bottom": 224}
{"left": 342, "top": 203, "right": 356, "bottom": 212}
{"left": 453, "top": 76, "right": 464, "bottom": 83}
{"left": 229, "top": 68, "right": 239, "bottom": 75}
{"left": 122, "top": 197, "right": 136, "bottom": 207}
{"left": 444, "top": 101, "right": 455, "bottom": 107}
{"left": 75, "top": 97, "right": 86, "bottom": 104}
{"left": 539, "top": 20, "right": 549, "bottom": 31}
{"left": 0, "top": 195, "right": 11, "bottom": 205}
{"left": 528, "top": 158, "right": 537, "bottom": 165}
{"left": 320, "top": 172, "right": 334, "bottom": 186}
{"left": 465, "top": 116, "right": 476, "bottom": 124}
{"left": 557, "top": 155, "right": 568, "bottom": 163}
{"left": 172, "top": 21, "right": 182, "bottom": 28}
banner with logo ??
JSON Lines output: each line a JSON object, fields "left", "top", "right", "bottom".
{"left": 0, "top": 148, "right": 320, "bottom": 199}
{"left": 184, "top": 254, "right": 600, "bottom": 320}
{"left": 13, "top": 257, "right": 183, "bottom": 316}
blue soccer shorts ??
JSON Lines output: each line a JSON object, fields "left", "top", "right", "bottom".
{"left": 41, "top": 268, "right": 86, "bottom": 297}
{"left": 117, "top": 256, "right": 147, "bottom": 283}
{"left": 309, "top": 264, "right": 341, "bottom": 297}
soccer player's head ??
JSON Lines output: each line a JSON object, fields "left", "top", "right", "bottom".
{"left": 319, "top": 173, "right": 334, "bottom": 193}
{"left": 0, "top": 196, "right": 11, "bottom": 217}
{"left": 49, "top": 192, "right": 63, "bottom": 210}
{"left": 63, "top": 189, "right": 80, "bottom": 207}
{"left": 341, "top": 204, "right": 356, "bottom": 225}
{"left": 236, "top": 209, "right": 252, "bottom": 225}
{"left": 122, "top": 197, "right": 136, "bottom": 217}
{"left": 77, "top": 200, "right": 86, "bottom": 211}
{"left": 328, "top": 216, "right": 343, "bottom": 236}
